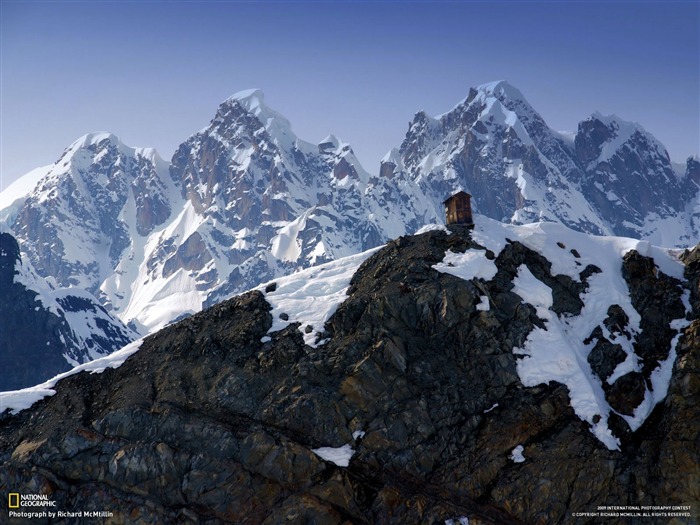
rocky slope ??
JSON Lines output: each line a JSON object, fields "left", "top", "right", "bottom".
{"left": 1, "top": 221, "right": 696, "bottom": 524}
{"left": 0, "top": 232, "right": 136, "bottom": 391}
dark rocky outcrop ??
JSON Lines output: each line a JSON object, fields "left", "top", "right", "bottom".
{"left": 0, "top": 230, "right": 697, "bottom": 524}
{"left": 0, "top": 233, "right": 135, "bottom": 391}
{"left": 0, "top": 234, "right": 74, "bottom": 391}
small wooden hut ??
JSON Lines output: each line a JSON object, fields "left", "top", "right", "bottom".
{"left": 443, "top": 191, "right": 473, "bottom": 226}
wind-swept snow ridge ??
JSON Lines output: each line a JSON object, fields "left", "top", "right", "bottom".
{"left": 0, "top": 338, "right": 144, "bottom": 414}
{"left": 435, "top": 216, "right": 689, "bottom": 450}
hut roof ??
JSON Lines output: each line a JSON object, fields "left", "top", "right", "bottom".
{"left": 442, "top": 190, "right": 471, "bottom": 204}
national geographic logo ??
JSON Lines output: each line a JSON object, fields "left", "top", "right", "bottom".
{"left": 7, "top": 493, "right": 56, "bottom": 508}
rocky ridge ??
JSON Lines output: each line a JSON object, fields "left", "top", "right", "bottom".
{"left": 1, "top": 224, "right": 696, "bottom": 524}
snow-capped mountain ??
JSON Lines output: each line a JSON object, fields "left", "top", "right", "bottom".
{"left": 0, "top": 232, "right": 136, "bottom": 390}
{"left": 2, "top": 90, "right": 431, "bottom": 333}
{"left": 382, "top": 80, "right": 700, "bottom": 246}
{"left": 6, "top": 132, "right": 176, "bottom": 296}
{"left": 163, "top": 89, "right": 432, "bottom": 315}
{"left": 2, "top": 82, "right": 697, "bottom": 336}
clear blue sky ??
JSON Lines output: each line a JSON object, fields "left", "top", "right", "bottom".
{"left": 2, "top": 0, "right": 698, "bottom": 188}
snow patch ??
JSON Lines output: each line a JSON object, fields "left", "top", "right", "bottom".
{"left": 449, "top": 216, "right": 688, "bottom": 450}
{"left": 509, "top": 445, "right": 526, "bottom": 463}
{"left": 476, "top": 295, "right": 490, "bottom": 311}
{"left": 512, "top": 265, "right": 553, "bottom": 311}
{"left": 311, "top": 444, "right": 355, "bottom": 467}
{"left": 415, "top": 223, "right": 450, "bottom": 235}
{"left": 259, "top": 246, "right": 382, "bottom": 346}
{"left": 433, "top": 249, "right": 497, "bottom": 281}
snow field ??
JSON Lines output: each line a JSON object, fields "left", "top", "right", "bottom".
{"left": 258, "top": 246, "right": 382, "bottom": 346}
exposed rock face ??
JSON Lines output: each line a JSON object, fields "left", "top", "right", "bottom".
{"left": 1, "top": 230, "right": 696, "bottom": 524}
{"left": 576, "top": 114, "right": 689, "bottom": 238}
{"left": 0, "top": 233, "right": 73, "bottom": 391}
{"left": 0, "top": 233, "right": 136, "bottom": 391}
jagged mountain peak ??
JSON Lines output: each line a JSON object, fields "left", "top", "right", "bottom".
{"left": 475, "top": 79, "right": 528, "bottom": 103}
{"left": 380, "top": 147, "right": 402, "bottom": 166}
{"left": 55, "top": 131, "right": 168, "bottom": 174}
{"left": 439, "top": 80, "right": 534, "bottom": 121}
{"left": 203, "top": 88, "right": 306, "bottom": 158}
{"left": 579, "top": 111, "right": 669, "bottom": 160}
{"left": 70, "top": 130, "right": 122, "bottom": 148}
{"left": 318, "top": 133, "right": 340, "bottom": 149}
{"left": 4, "top": 80, "right": 698, "bottom": 347}
{"left": 685, "top": 155, "right": 700, "bottom": 185}
{"left": 6, "top": 127, "right": 177, "bottom": 295}
{"left": 318, "top": 134, "right": 358, "bottom": 161}
{"left": 224, "top": 87, "right": 265, "bottom": 110}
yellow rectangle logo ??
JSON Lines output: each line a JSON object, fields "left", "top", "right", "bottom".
{"left": 8, "top": 493, "right": 20, "bottom": 508}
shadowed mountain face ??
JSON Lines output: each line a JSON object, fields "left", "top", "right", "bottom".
{"left": 1, "top": 228, "right": 696, "bottom": 524}
{"left": 0, "top": 232, "right": 136, "bottom": 391}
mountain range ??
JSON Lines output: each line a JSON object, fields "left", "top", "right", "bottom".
{"left": 1, "top": 80, "right": 699, "bottom": 388}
